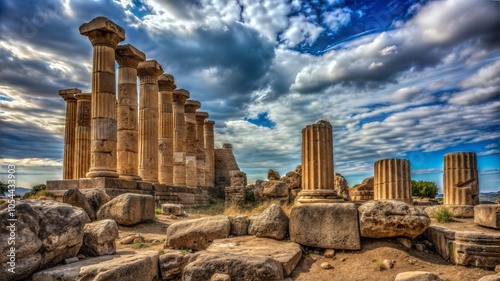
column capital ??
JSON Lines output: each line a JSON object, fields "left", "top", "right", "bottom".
{"left": 137, "top": 60, "right": 164, "bottom": 78}
{"left": 59, "top": 88, "right": 81, "bottom": 102}
{"left": 185, "top": 100, "right": 201, "bottom": 113}
{"left": 74, "top": 93, "right": 92, "bottom": 101}
{"left": 80, "top": 17, "right": 125, "bottom": 48}
{"left": 172, "top": 88, "right": 190, "bottom": 104}
{"left": 158, "top": 74, "right": 176, "bottom": 91}
{"left": 195, "top": 111, "right": 209, "bottom": 123}
{"left": 205, "top": 120, "right": 215, "bottom": 126}
{"left": 116, "top": 44, "right": 146, "bottom": 68}
{"left": 302, "top": 119, "right": 332, "bottom": 133}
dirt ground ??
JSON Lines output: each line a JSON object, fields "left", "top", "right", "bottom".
{"left": 114, "top": 213, "right": 498, "bottom": 281}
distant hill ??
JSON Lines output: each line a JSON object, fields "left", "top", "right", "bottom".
{"left": 1, "top": 187, "right": 31, "bottom": 198}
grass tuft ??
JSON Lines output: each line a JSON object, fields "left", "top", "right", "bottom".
{"left": 434, "top": 208, "right": 453, "bottom": 223}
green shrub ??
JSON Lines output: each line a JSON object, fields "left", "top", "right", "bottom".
{"left": 0, "top": 199, "right": 5, "bottom": 205}
{"left": 155, "top": 207, "right": 162, "bottom": 215}
{"left": 132, "top": 241, "right": 149, "bottom": 249}
{"left": 23, "top": 184, "right": 48, "bottom": 199}
{"left": 434, "top": 208, "right": 453, "bottom": 223}
{"left": 412, "top": 180, "right": 438, "bottom": 198}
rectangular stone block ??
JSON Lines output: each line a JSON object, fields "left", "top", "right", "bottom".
{"left": 46, "top": 180, "right": 80, "bottom": 190}
{"left": 79, "top": 178, "right": 137, "bottom": 190}
{"left": 474, "top": 205, "right": 500, "bottom": 229}
{"left": 289, "top": 202, "right": 361, "bottom": 250}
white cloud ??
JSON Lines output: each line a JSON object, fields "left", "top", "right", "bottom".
{"left": 241, "top": 0, "right": 291, "bottom": 42}
{"left": 323, "top": 7, "right": 352, "bottom": 33}
{"left": 279, "top": 15, "right": 324, "bottom": 48}
{"left": 0, "top": 158, "right": 62, "bottom": 167}
{"left": 391, "top": 87, "right": 421, "bottom": 103}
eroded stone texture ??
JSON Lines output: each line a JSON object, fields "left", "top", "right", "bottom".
{"left": 165, "top": 216, "right": 230, "bottom": 250}
{"left": 395, "top": 271, "right": 444, "bottom": 281}
{"left": 74, "top": 93, "right": 91, "bottom": 179}
{"left": 159, "top": 250, "right": 192, "bottom": 280}
{"left": 63, "top": 188, "right": 96, "bottom": 221}
{"left": 474, "top": 204, "right": 500, "bottom": 229}
{"left": 349, "top": 176, "right": 374, "bottom": 202}
{"left": 204, "top": 120, "right": 216, "bottom": 190}
{"left": 195, "top": 111, "right": 209, "bottom": 188}
{"left": 97, "top": 193, "right": 155, "bottom": 225}
{"left": 228, "top": 215, "right": 249, "bottom": 236}
{"left": 444, "top": 152, "right": 479, "bottom": 206}
{"left": 225, "top": 170, "right": 246, "bottom": 208}
{"left": 158, "top": 74, "right": 176, "bottom": 185}
{"left": 248, "top": 204, "right": 289, "bottom": 240}
{"left": 161, "top": 203, "right": 185, "bottom": 216}
{"left": 214, "top": 144, "right": 240, "bottom": 198}
{"left": 185, "top": 100, "right": 201, "bottom": 188}
{"left": 79, "top": 219, "right": 119, "bottom": 256}
{"left": 115, "top": 44, "right": 145, "bottom": 180}
{"left": 80, "top": 16, "right": 125, "bottom": 178}
{"left": 334, "top": 173, "right": 350, "bottom": 200}
{"left": 374, "top": 158, "right": 412, "bottom": 204}
{"left": 268, "top": 169, "right": 280, "bottom": 180}
{"left": 172, "top": 89, "right": 190, "bottom": 187}
{"left": 60, "top": 88, "right": 80, "bottom": 179}
{"left": 138, "top": 60, "right": 164, "bottom": 183}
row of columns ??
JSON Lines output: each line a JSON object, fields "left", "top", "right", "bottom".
{"left": 59, "top": 17, "right": 215, "bottom": 189}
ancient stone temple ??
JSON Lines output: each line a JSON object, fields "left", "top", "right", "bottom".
{"left": 73, "top": 93, "right": 92, "bottom": 179}
{"left": 373, "top": 158, "right": 412, "bottom": 204}
{"left": 59, "top": 88, "right": 80, "bottom": 179}
{"left": 443, "top": 152, "right": 479, "bottom": 206}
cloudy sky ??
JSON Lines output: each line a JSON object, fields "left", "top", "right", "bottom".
{"left": 0, "top": 0, "right": 499, "bottom": 192}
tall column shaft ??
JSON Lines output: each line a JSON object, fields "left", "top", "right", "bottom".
{"left": 80, "top": 17, "right": 125, "bottom": 178}
{"left": 298, "top": 120, "right": 340, "bottom": 203}
{"left": 59, "top": 89, "right": 80, "bottom": 179}
{"left": 115, "top": 44, "right": 145, "bottom": 180}
{"left": 185, "top": 100, "right": 201, "bottom": 189}
{"left": 158, "top": 74, "right": 176, "bottom": 185}
{"left": 138, "top": 60, "right": 164, "bottom": 183}
{"left": 374, "top": 158, "right": 412, "bottom": 204}
{"left": 195, "top": 111, "right": 209, "bottom": 187}
{"left": 73, "top": 93, "right": 91, "bottom": 179}
{"left": 204, "top": 120, "right": 215, "bottom": 188}
{"left": 443, "top": 152, "right": 479, "bottom": 205}
{"left": 172, "top": 89, "right": 190, "bottom": 187}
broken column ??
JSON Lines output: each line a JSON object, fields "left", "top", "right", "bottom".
{"left": 73, "top": 93, "right": 92, "bottom": 179}
{"left": 59, "top": 88, "right": 80, "bottom": 179}
{"left": 184, "top": 100, "right": 201, "bottom": 189}
{"left": 80, "top": 17, "right": 125, "bottom": 178}
{"left": 137, "top": 60, "right": 164, "bottom": 183}
{"left": 115, "top": 44, "right": 145, "bottom": 180}
{"left": 373, "top": 158, "right": 412, "bottom": 204}
{"left": 444, "top": 152, "right": 479, "bottom": 206}
{"left": 225, "top": 170, "right": 246, "bottom": 208}
{"left": 204, "top": 120, "right": 215, "bottom": 190}
{"left": 158, "top": 74, "right": 176, "bottom": 185}
{"left": 172, "top": 89, "right": 190, "bottom": 187}
{"left": 195, "top": 111, "right": 209, "bottom": 187}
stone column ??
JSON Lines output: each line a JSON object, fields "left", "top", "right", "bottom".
{"left": 374, "top": 158, "right": 412, "bottom": 204}
{"left": 204, "top": 120, "right": 215, "bottom": 189}
{"left": 172, "top": 89, "right": 190, "bottom": 187}
{"left": 158, "top": 74, "right": 176, "bottom": 185}
{"left": 298, "top": 120, "right": 341, "bottom": 203}
{"left": 73, "top": 93, "right": 91, "bottom": 179}
{"left": 195, "top": 111, "right": 209, "bottom": 187}
{"left": 59, "top": 88, "right": 80, "bottom": 179}
{"left": 80, "top": 17, "right": 125, "bottom": 178}
{"left": 184, "top": 100, "right": 201, "bottom": 189}
{"left": 137, "top": 60, "right": 164, "bottom": 183}
{"left": 115, "top": 44, "right": 145, "bottom": 180}
{"left": 443, "top": 152, "right": 479, "bottom": 205}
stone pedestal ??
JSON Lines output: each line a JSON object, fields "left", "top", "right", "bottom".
{"left": 195, "top": 111, "right": 209, "bottom": 188}
{"left": 298, "top": 120, "right": 341, "bottom": 203}
{"left": 74, "top": 93, "right": 91, "bottom": 179}
{"left": 443, "top": 152, "right": 479, "bottom": 206}
{"left": 172, "top": 89, "right": 190, "bottom": 187}
{"left": 158, "top": 74, "right": 176, "bottom": 185}
{"left": 80, "top": 17, "right": 125, "bottom": 178}
{"left": 137, "top": 60, "right": 164, "bottom": 183}
{"left": 59, "top": 89, "right": 80, "bottom": 179}
{"left": 184, "top": 100, "right": 201, "bottom": 189}
{"left": 115, "top": 44, "right": 145, "bottom": 180}
{"left": 204, "top": 120, "right": 215, "bottom": 189}
{"left": 374, "top": 158, "right": 412, "bottom": 204}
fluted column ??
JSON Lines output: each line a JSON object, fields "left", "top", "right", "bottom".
{"left": 73, "top": 93, "right": 91, "bottom": 179}
{"left": 80, "top": 17, "right": 125, "bottom": 178}
{"left": 443, "top": 152, "right": 479, "bottom": 205}
{"left": 158, "top": 74, "right": 176, "bottom": 185}
{"left": 298, "top": 120, "right": 341, "bottom": 203}
{"left": 137, "top": 60, "right": 164, "bottom": 183}
{"left": 374, "top": 158, "right": 412, "bottom": 204}
{"left": 172, "top": 89, "right": 190, "bottom": 187}
{"left": 115, "top": 44, "right": 145, "bottom": 180}
{"left": 195, "top": 111, "right": 209, "bottom": 187}
{"left": 184, "top": 100, "right": 201, "bottom": 189}
{"left": 59, "top": 88, "right": 80, "bottom": 179}
{"left": 204, "top": 120, "right": 215, "bottom": 189}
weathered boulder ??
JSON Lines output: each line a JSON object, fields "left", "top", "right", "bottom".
{"left": 229, "top": 170, "right": 246, "bottom": 187}
{"left": 478, "top": 274, "right": 500, "bottom": 281}
{"left": 0, "top": 200, "right": 86, "bottom": 281}
{"left": 359, "top": 200, "right": 430, "bottom": 239}
{"left": 474, "top": 204, "right": 500, "bottom": 229}
{"left": 80, "top": 188, "right": 110, "bottom": 214}
{"left": 79, "top": 219, "right": 118, "bottom": 257}
{"left": 63, "top": 188, "right": 96, "bottom": 221}
{"left": 290, "top": 202, "right": 361, "bottom": 250}
{"left": 253, "top": 180, "right": 265, "bottom": 201}
{"left": 228, "top": 215, "right": 249, "bottom": 236}
{"left": 161, "top": 203, "right": 185, "bottom": 216}
{"left": 281, "top": 170, "right": 301, "bottom": 189}
{"left": 97, "top": 193, "right": 155, "bottom": 225}
{"left": 268, "top": 169, "right": 280, "bottom": 180}
{"left": 183, "top": 252, "right": 283, "bottom": 281}
{"left": 334, "top": 173, "right": 350, "bottom": 200}
{"left": 166, "top": 216, "right": 230, "bottom": 250}
{"left": 395, "top": 271, "right": 444, "bottom": 281}
{"left": 248, "top": 204, "right": 289, "bottom": 240}
{"left": 349, "top": 176, "right": 374, "bottom": 201}
{"left": 159, "top": 250, "right": 192, "bottom": 280}
{"left": 210, "top": 273, "right": 231, "bottom": 281}
{"left": 262, "top": 180, "right": 289, "bottom": 198}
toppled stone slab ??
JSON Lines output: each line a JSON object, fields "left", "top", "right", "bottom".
{"left": 359, "top": 200, "right": 430, "bottom": 239}
{"left": 478, "top": 274, "right": 500, "bottom": 281}
{"left": 228, "top": 215, "right": 249, "bottom": 236}
{"left": 63, "top": 188, "right": 96, "bottom": 221}
{"left": 474, "top": 204, "right": 500, "bottom": 229}
{"left": 79, "top": 219, "right": 118, "bottom": 257}
{"left": 395, "top": 271, "right": 444, "bottom": 281}
{"left": 425, "top": 205, "right": 474, "bottom": 218}
{"left": 31, "top": 251, "right": 159, "bottom": 281}
{"left": 248, "top": 204, "right": 289, "bottom": 240}
{"left": 161, "top": 203, "right": 185, "bottom": 216}
{"left": 290, "top": 202, "right": 361, "bottom": 250}
{"left": 207, "top": 236, "right": 302, "bottom": 276}
{"left": 159, "top": 250, "right": 192, "bottom": 280}
{"left": 166, "top": 216, "right": 230, "bottom": 250}
{"left": 97, "top": 193, "right": 155, "bottom": 225}
{"left": 349, "top": 176, "right": 374, "bottom": 202}
{"left": 262, "top": 180, "right": 289, "bottom": 198}
{"left": 183, "top": 252, "right": 283, "bottom": 281}
{"left": 80, "top": 188, "right": 111, "bottom": 214}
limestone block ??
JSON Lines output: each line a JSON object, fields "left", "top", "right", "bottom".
{"left": 79, "top": 219, "right": 119, "bottom": 257}
{"left": 166, "top": 216, "right": 230, "bottom": 250}
{"left": 474, "top": 204, "right": 500, "bottom": 229}
{"left": 161, "top": 203, "right": 185, "bottom": 216}
{"left": 97, "top": 193, "right": 155, "bottom": 225}
{"left": 268, "top": 169, "right": 280, "bottom": 180}
{"left": 228, "top": 215, "right": 249, "bottom": 236}
{"left": 159, "top": 250, "right": 191, "bottom": 280}
{"left": 395, "top": 271, "right": 444, "bottom": 281}
{"left": 262, "top": 180, "right": 289, "bottom": 197}
{"left": 248, "top": 204, "right": 289, "bottom": 240}
{"left": 63, "top": 188, "right": 96, "bottom": 221}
